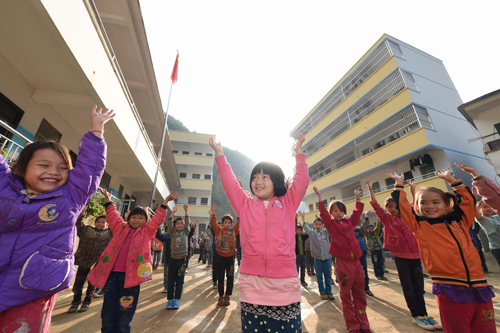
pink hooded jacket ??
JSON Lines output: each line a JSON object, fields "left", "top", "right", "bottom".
{"left": 216, "top": 154, "right": 309, "bottom": 278}
{"left": 473, "top": 176, "right": 500, "bottom": 214}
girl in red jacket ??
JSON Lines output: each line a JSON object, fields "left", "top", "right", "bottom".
{"left": 314, "top": 186, "right": 371, "bottom": 333}
{"left": 389, "top": 165, "right": 495, "bottom": 333}
{"left": 364, "top": 179, "right": 441, "bottom": 331}
{"left": 209, "top": 134, "right": 308, "bottom": 333}
{"left": 88, "top": 190, "right": 178, "bottom": 332}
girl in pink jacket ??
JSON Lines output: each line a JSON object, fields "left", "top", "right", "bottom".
{"left": 209, "top": 134, "right": 308, "bottom": 333}
{"left": 88, "top": 190, "right": 178, "bottom": 332}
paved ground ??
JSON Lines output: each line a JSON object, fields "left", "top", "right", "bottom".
{"left": 51, "top": 253, "right": 500, "bottom": 332}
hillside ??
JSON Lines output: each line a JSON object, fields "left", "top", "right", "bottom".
{"left": 168, "top": 115, "right": 254, "bottom": 220}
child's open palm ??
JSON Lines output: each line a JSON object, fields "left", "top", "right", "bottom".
{"left": 99, "top": 188, "right": 111, "bottom": 203}
{"left": 364, "top": 179, "right": 373, "bottom": 191}
{"left": 436, "top": 168, "right": 456, "bottom": 183}
{"left": 209, "top": 137, "right": 223, "bottom": 156}
{"left": 91, "top": 105, "right": 115, "bottom": 129}
{"left": 294, "top": 133, "right": 305, "bottom": 155}
{"left": 388, "top": 172, "right": 404, "bottom": 185}
{"left": 297, "top": 210, "right": 305, "bottom": 222}
{"left": 455, "top": 162, "right": 479, "bottom": 178}
{"left": 164, "top": 192, "right": 179, "bottom": 205}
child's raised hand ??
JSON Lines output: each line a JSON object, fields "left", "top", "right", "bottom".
{"left": 194, "top": 219, "right": 198, "bottom": 226}
{"left": 124, "top": 210, "right": 130, "bottom": 220}
{"left": 388, "top": 172, "right": 404, "bottom": 185}
{"left": 298, "top": 210, "right": 305, "bottom": 221}
{"left": 164, "top": 191, "right": 179, "bottom": 204}
{"left": 455, "top": 163, "right": 479, "bottom": 178}
{"left": 209, "top": 137, "right": 223, "bottom": 156}
{"left": 209, "top": 205, "right": 217, "bottom": 215}
{"left": 354, "top": 187, "right": 363, "bottom": 199}
{"left": 294, "top": 133, "right": 305, "bottom": 155}
{"left": 436, "top": 168, "right": 457, "bottom": 183}
{"left": 91, "top": 105, "right": 115, "bottom": 132}
{"left": 472, "top": 186, "right": 479, "bottom": 199}
{"left": 172, "top": 206, "right": 178, "bottom": 215}
{"left": 99, "top": 188, "right": 112, "bottom": 203}
{"left": 183, "top": 203, "right": 188, "bottom": 213}
{"left": 313, "top": 186, "right": 320, "bottom": 195}
{"left": 364, "top": 179, "right": 373, "bottom": 191}
{"left": 365, "top": 209, "right": 373, "bottom": 215}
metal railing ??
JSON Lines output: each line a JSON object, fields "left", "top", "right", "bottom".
{"left": 291, "top": 39, "right": 403, "bottom": 140}
{"left": 308, "top": 105, "right": 433, "bottom": 182}
{"left": 0, "top": 119, "right": 32, "bottom": 164}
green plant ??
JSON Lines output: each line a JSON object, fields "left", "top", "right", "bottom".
{"left": 86, "top": 192, "right": 107, "bottom": 217}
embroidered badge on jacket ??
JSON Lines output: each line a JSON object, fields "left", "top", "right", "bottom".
{"left": 38, "top": 204, "right": 59, "bottom": 224}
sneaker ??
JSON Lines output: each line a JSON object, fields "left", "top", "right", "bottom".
{"left": 376, "top": 276, "right": 388, "bottom": 281}
{"left": 213, "top": 284, "right": 218, "bottom": 289}
{"left": 365, "top": 289, "right": 374, "bottom": 297}
{"left": 173, "top": 299, "right": 180, "bottom": 309}
{"left": 424, "top": 316, "right": 442, "bottom": 330}
{"left": 162, "top": 286, "right": 168, "bottom": 293}
{"left": 78, "top": 304, "right": 90, "bottom": 312}
{"left": 166, "top": 299, "right": 174, "bottom": 309}
{"left": 301, "top": 282, "right": 308, "bottom": 287}
{"left": 485, "top": 270, "right": 493, "bottom": 274}
{"left": 412, "top": 316, "right": 435, "bottom": 331}
{"left": 320, "top": 291, "right": 328, "bottom": 300}
{"left": 67, "top": 304, "right": 79, "bottom": 313}
{"left": 94, "top": 289, "right": 105, "bottom": 298}
{"left": 185, "top": 269, "right": 188, "bottom": 274}
{"left": 326, "top": 291, "right": 335, "bottom": 300}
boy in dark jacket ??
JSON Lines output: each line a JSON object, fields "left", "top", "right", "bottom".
{"left": 470, "top": 222, "right": 490, "bottom": 273}
{"left": 295, "top": 225, "right": 309, "bottom": 286}
{"left": 68, "top": 211, "right": 112, "bottom": 313}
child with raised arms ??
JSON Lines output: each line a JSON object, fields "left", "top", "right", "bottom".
{"left": 88, "top": 190, "right": 178, "bottom": 332}
{"left": 298, "top": 211, "right": 334, "bottom": 301}
{"left": 364, "top": 179, "right": 441, "bottom": 330}
{"left": 389, "top": 165, "right": 495, "bottom": 333}
{"left": 0, "top": 105, "right": 113, "bottom": 331}
{"left": 313, "top": 186, "right": 371, "bottom": 333}
{"left": 209, "top": 134, "right": 308, "bottom": 333}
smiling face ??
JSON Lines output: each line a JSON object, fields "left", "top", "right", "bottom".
{"left": 296, "top": 226, "right": 303, "bottom": 235}
{"left": 385, "top": 201, "right": 399, "bottom": 217}
{"left": 95, "top": 217, "right": 107, "bottom": 230}
{"left": 128, "top": 214, "right": 147, "bottom": 229}
{"left": 174, "top": 218, "right": 184, "bottom": 231}
{"left": 313, "top": 220, "right": 323, "bottom": 231}
{"left": 251, "top": 171, "right": 275, "bottom": 201}
{"left": 22, "top": 149, "right": 69, "bottom": 193}
{"left": 329, "top": 204, "right": 345, "bottom": 221}
{"left": 367, "top": 226, "right": 374, "bottom": 233}
{"left": 222, "top": 217, "right": 232, "bottom": 230}
{"left": 478, "top": 201, "right": 494, "bottom": 217}
{"left": 417, "top": 191, "right": 448, "bottom": 219}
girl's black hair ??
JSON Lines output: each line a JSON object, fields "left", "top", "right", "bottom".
{"left": 249, "top": 161, "right": 287, "bottom": 197}
{"left": 314, "top": 218, "right": 323, "bottom": 224}
{"left": 12, "top": 140, "right": 72, "bottom": 184}
{"left": 221, "top": 214, "right": 233, "bottom": 224}
{"left": 173, "top": 217, "right": 184, "bottom": 226}
{"left": 126, "top": 207, "right": 149, "bottom": 222}
{"left": 384, "top": 197, "right": 396, "bottom": 208}
{"left": 329, "top": 200, "right": 347, "bottom": 215}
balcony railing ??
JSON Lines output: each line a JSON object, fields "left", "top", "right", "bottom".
{"left": 0, "top": 119, "right": 32, "bottom": 164}
{"left": 308, "top": 105, "right": 433, "bottom": 182}
{"left": 291, "top": 39, "right": 404, "bottom": 140}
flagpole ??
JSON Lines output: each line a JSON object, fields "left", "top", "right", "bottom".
{"left": 150, "top": 51, "right": 178, "bottom": 209}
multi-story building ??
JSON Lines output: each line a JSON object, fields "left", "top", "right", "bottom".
{"left": 0, "top": 0, "right": 180, "bottom": 212}
{"left": 170, "top": 131, "right": 215, "bottom": 234}
{"left": 458, "top": 89, "right": 500, "bottom": 178}
{"left": 290, "top": 34, "right": 497, "bottom": 224}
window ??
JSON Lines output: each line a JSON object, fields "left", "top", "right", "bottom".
{"left": 420, "top": 164, "right": 436, "bottom": 179}
{"left": 323, "top": 199, "right": 328, "bottom": 206}
{"left": 309, "top": 204, "right": 314, "bottom": 212}
{"left": 372, "top": 182, "right": 381, "bottom": 193}
{"left": 182, "top": 151, "right": 189, "bottom": 155}
{"left": 414, "top": 106, "right": 434, "bottom": 130}
{"left": 179, "top": 173, "right": 187, "bottom": 178}
{"left": 172, "top": 150, "right": 178, "bottom": 154}
{"left": 192, "top": 173, "right": 200, "bottom": 179}
{"left": 204, "top": 174, "right": 212, "bottom": 180}
{"left": 69, "top": 150, "right": 78, "bottom": 168}
{"left": 401, "top": 70, "right": 419, "bottom": 92}
{"left": 388, "top": 40, "right": 404, "bottom": 59}
{"left": 403, "top": 171, "right": 414, "bottom": 183}
{"left": 315, "top": 202, "right": 319, "bottom": 210}
{"left": 495, "top": 123, "right": 500, "bottom": 135}
{"left": 206, "top": 153, "right": 213, "bottom": 157}
{"left": 188, "top": 197, "right": 197, "bottom": 205}
{"left": 385, "top": 177, "right": 395, "bottom": 187}
{"left": 118, "top": 184, "right": 124, "bottom": 199}
{"left": 0, "top": 91, "right": 24, "bottom": 140}
{"left": 330, "top": 196, "right": 336, "bottom": 202}
{"left": 99, "top": 171, "right": 111, "bottom": 189}
{"left": 201, "top": 198, "right": 209, "bottom": 205}
{"left": 34, "top": 118, "right": 62, "bottom": 142}
{"left": 195, "top": 152, "right": 202, "bottom": 156}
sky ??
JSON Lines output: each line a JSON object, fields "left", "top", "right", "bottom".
{"left": 140, "top": 0, "right": 500, "bottom": 176}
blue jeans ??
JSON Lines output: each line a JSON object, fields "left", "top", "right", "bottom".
{"left": 359, "top": 252, "right": 369, "bottom": 290}
{"left": 101, "top": 272, "right": 140, "bottom": 333}
{"left": 491, "top": 248, "right": 500, "bottom": 268}
{"left": 371, "top": 250, "right": 385, "bottom": 278}
{"left": 314, "top": 258, "right": 332, "bottom": 293}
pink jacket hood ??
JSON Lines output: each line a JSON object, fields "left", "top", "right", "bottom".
{"left": 216, "top": 154, "right": 309, "bottom": 278}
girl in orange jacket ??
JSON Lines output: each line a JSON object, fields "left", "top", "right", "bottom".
{"left": 389, "top": 164, "right": 495, "bottom": 333}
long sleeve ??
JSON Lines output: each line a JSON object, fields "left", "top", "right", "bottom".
{"left": 104, "top": 203, "right": 127, "bottom": 234}
{"left": 452, "top": 181, "right": 476, "bottom": 229}
{"left": 155, "top": 227, "right": 170, "bottom": 243}
{"left": 283, "top": 154, "right": 310, "bottom": 211}
{"left": 348, "top": 201, "right": 364, "bottom": 227}
{"left": 144, "top": 207, "right": 168, "bottom": 238}
{"left": 473, "top": 176, "right": 500, "bottom": 215}
{"left": 75, "top": 214, "right": 86, "bottom": 237}
{"left": 358, "top": 217, "right": 370, "bottom": 235}
{"left": 215, "top": 155, "right": 251, "bottom": 216}
{"left": 391, "top": 185, "right": 419, "bottom": 232}
{"left": 233, "top": 217, "right": 240, "bottom": 237}
{"left": 183, "top": 215, "right": 191, "bottom": 236}
{"left": 302, "top": 221, "right": 313, "bottom": 236}
{"left": 319, "top": 201, "right": 334, "bottom": 232}
{"left": 371, "top": 201, "right": 391, "bottom": 228}
{"left": 167, "top": 216, "right": 173, "bottom": 235}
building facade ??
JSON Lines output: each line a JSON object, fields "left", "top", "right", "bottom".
{"left": 0, "top": 0, "right": 180, "bottom": 212}
{"left": 290, "top": 34, "right": 497, "bottom": 224}
{"left": 458, "top": 89, "right": 500, "bottom": 178}
{"left": 170, "top": 130, "right": 215, "bottom": 235}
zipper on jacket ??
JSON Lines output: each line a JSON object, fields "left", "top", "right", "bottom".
{"left": 444, "top": 222, "right": 471, "bottom": 287}
{"left": 264, "top": 204, "right": 268, "bottom": 277}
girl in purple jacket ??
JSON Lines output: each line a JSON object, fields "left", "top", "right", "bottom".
{"left": 0, "top": 105, "right": 114, "bottom": 332}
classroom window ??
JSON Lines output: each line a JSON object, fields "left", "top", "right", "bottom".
{"left": 188, "top": 197, "right": 197, "bottom": 205}
{"left": 372, "top": 182, "right": 381, "bottom": 193}
{"left": 204, "top": 174, "right": 212, "bottom": 180}
{"left": 420, "top": 164, "right": 436, "bottom": 179}
{"left": 330, "top": 196, "right": 336, "bottom": 202}
{"left": 182, "top": 151, "right": 189, "bottom": 155}
{"left": 201, "top": 198, "right": 209, "bottom": 205}
{"left": 34, "top": 118, "right": 62, "bottom": 142}
{"left": 315, "top": 202, "right": 319, "bottom": 210}
{"left": 385, "top": 177, "right": 395, "bottom": 187}
{"left": 99, "top": 171, "right": 111, "bottom": 189}
{"left": 206, "top": 153, "right": 213, "bottom": 157}
{"left": 309, "top": 204, "right": 314, "bottom": 212}
{"left": 118, "top": 184, "right": 124, "bottom": 199}
{"left": 172, "top": 150, "right": 178, "bottom": 154}
{"left": 179, "top": 173, "right": 187, "bottom": 178}
{"left": 192, "top": 173, "right": 201, "bottom": 179}
{"left": 195, "top": 152, "right": 202, "bottom": 156}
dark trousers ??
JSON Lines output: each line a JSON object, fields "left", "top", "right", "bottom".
{"left": 217, "top": 254, "right": 235, "bottom": 296}
{"left": 305, "top": 250, "right": 315, "bottom": 273}
{"left": 394, "top": 257, "right": 427, "bottom": 317}
{"left": 491, "top": 248, "right": 500, "bottom": 267}
{"left": 185, "top": 253, "right": 191, "bottom": 269}
{"left": 296, "top": 254, "right": 306, "bottom": 283}
{"left": 198, "top": 247, "right": 205, "bottom": 263}
{"left": 212, "top": 250, "right": 219, "bottom": 285}
{"left": 153, "top": 251, "right": 162, "bottom": 266}
{"left": 370, "top": 250, "right": 385, "bottom": 278}
{"left": 477, "top": 249, "right": 489, "bottom": 272}
{"left": 236, "top": 249, "right": 241, "bottom": 266}
{"left": 241, "top": 307, "right": 301, "bottom": 333}
{"left": 101, "top": 272, "right": 140, "bottom": 333}
{"left": 72, "top": 266, "right": 94, "bottom": 305}
{"left": 167, "top": 258, "right": 186, "bottom": 300}
{"left": 163, "top": 253, "right": 170, "bottom": 288}
{"left": 359, "top": 252, "right": 369, "bottom": 291}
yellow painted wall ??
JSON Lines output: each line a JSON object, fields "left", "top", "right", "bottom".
{"left": 303, "top": 176, "right": 448, "bottom": 222}
{"left": 180, "top": 179, "right": 213, "bottom": 190}
{"left": 174, "top": 154, "right": 215, "bottom": 166}
{"left": 306, "top": 89, "right": 412, "bottom": 166}
{"left": 176, "top": 205, "right": 211, "bottom": 218}
{"left": 170, "top": 130, "right": 215, "bottom": 144}
{"left": 305, "top": 128, "right": 429, "bottom": 196}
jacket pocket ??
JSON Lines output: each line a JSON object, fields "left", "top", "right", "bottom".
{"left": 387, "top": 234, "right": 399, "bottom": 247}
{"left": 19, "top": 245, "right": 71, "bottom": 291}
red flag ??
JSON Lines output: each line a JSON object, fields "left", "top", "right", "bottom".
{"left": 170, "top": 52, "right": 179, "bottom": 84}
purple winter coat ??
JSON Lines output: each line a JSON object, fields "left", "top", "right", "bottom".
{"left": 0, "top": 132, "right": 106, "bottom": 312}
